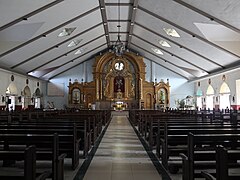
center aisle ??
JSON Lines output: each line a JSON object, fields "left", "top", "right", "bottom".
{"left": 83, "top": 111, "right": 162, "bottom": 180}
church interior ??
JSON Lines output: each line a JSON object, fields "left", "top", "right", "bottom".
{"left": 1, "top": 0, "right": 240, "bottom": 180}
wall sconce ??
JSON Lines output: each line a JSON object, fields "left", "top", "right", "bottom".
{"left": 232, "top": 95, "right": 235, "bottom": 103}
{"left": 1, "top": 96, "right": 5, "bottom": 103}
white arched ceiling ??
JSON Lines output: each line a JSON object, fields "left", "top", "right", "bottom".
{"left": 1, "top": 0, "right": 240, "bottom": 82}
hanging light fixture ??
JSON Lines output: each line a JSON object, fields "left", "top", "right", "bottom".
{"left": 113, "top": 0, "right": 125, "bottom": 56}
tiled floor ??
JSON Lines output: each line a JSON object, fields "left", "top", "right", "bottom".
{"left": 82, "top": 111, "right": 163, "bottom": 180}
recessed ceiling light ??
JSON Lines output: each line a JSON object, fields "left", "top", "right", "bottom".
{"left": 159, "top": 40, "right": 171, "bottom": 47}
{"left": 151, "top": 47, "right": 163, "bottom": 55}
{"left": 67, "top": 39, "right": 82, "bottom": 47}
{"left": 75, "top": 48, "right": 84, "bottom": 55}
{"left": 163, "top": 28, "right": 180, "bottom": 38}
{"left": 58, "top": 27, "right": 76, "bottom": 37}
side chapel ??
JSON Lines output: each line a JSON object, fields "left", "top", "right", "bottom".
{"left": 68, "top": 52, "right": 170, "bottom": 110}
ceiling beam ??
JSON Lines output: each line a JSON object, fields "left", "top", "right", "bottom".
{"left": 173, "top": 0, "right": 240, "bottom": 34}
{"left": 131, "top": 43, "right": 193, "bottom": 79}
{"left": 138, "top": 6, "right": 240, "bottom": 59}
{"left": 11, "top": 22, "right": 103, "bottom": 69}
{"left": 99, "top": 0, "right": 110, "bottom": 47}
{"left": 109, "top": 31, "right": 129, "bottom": 34}
{"left": 127, "top": 0, "right": 139, "bottom": 49}
{"left": 0, "top": 0, "right": 64, "bottom": 31}
{"left": 189, "top": 62, "right": 240, "bottom": 83}
{"left": 48, "top": 44, "right": 107, "bottom": 80}
{"left": 28, "top": 34, "right": 105, "bottom": 73}
{"left": 133, "top": 34, "right": 209, "bottom": 73}
{"left": 134, "top": 22, "right": 224, "bottom": 68}
{"left": 0, "top": 6, "right": 100, "bottom": 59}
{"left": 143, "top": 55, "right": 189, "bottom": 80}
{"left": 108, "top": 19, "right": 130, "bottom": 22}
{"left": 105, "top": 3, "right": 133, "bottom": 6}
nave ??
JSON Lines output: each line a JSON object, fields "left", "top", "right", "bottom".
{"left": 73, "top": 111, "right": 167, "bottom": 180}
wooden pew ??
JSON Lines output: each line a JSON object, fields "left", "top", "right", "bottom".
{"left": 201, "top": 146, "right": 240, "bottom": 180}
{"left": 0, "top": 124, "right": 81, "bottom": 170}
{"left": 0, "top": 133, "right": 65, "bottom": 180}
{"left": 160, "top": 126, "right": 240, "bottom": 173}
{"left": 0, "top": 145, "right": 51, "bottom": 180}
{"left": 181, "top": 133, "right": 240, "bottom": 180}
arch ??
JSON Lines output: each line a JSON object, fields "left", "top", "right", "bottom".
{"left": 206, "top": 85, "right": 214, "bottom": 95}
{"left": 34, "top": 87, "right": 41, "bottom": 109}
{"left": 35, "top": 88, "right": 41, "bottom": 97}
{"left": 6, "top": 82, "right": 18, "bottom": 95}
{"left": 219, "top": 82, "right": 230, "bottom": 94}
{"left": 196, "top": 87, "right": 203, "bottom": 97}
{"left": 23, "top": 86, "right": 31, "bottom": 97}
{"left": 206, "top": 85, "right": 214, "bottom": 110}
{"left": 196, "top": 87, "right": 203, "bottom": 110}
{"left": 219, "top": 82, "right": 231, "bottom": 110}
{"left": 22, "top": 86, "right": 31, "bottom": 110}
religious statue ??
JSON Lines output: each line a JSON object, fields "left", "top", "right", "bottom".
{"left": 130, "top": 83, "right": 135, "bottom": 97}
{"left": 116, "top": 79, "right": 123, "bottom": 91}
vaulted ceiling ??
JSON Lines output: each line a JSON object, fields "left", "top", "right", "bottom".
{"left": 1, "top": 0, "right": 240, "bottom": 81}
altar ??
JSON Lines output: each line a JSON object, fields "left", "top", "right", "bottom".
{"left": 67, "top": 52, "right": 170, "bottom": 110}
{"left": 112, "top": 101, "right": 127, "bottom": 111}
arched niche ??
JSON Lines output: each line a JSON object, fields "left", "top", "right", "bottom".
{"left": 35, "top": 88, "right": 41, "bottom": 97}
{"left": 196, "top": 87, "right": 203, "bottom": 109}
{"left": 6, "top": 82, "right": 18, "bottom": 111}
{"left": 154, "top": 80, "right": 170, "bottom": 109}
{"left": 6, "top": 82, "right": 18, "bottom": 96}
{"left": 22, "top": 86, "right": 31, "bottom": 109}
{"left": 34, "top": 88, "right": 42, "bottom": 109}
{"left": 206, "top": 85, "right": 215, "bottom": 110}
{"left": 206, "top": 85, "right": 214, "bottom": 95}
{"left": 219, "top": 82, "right": 231, "bottom": 110}
{"left": 72, "top": 88, "right": 81, "bottom": 104}
{"left": 68, "top": 79, "right": 95, "bottom": 109}
{"left": 219, "top": 82, "right": 230, "bottom": 94}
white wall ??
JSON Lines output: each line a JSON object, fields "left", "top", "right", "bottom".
{"left": 195, "top": 69, "right": 240, "bottom": 109}
{"left": 46, "top": 58, "right": 94, "bottom": 109}
{"left": 0, "top": 68, "right": 44, "bottom": 108}
{"left": 144, "top": 59, "right": 194, "bottom": 108}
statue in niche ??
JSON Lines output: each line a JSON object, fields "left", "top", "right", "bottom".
{"left": 158, "top": 89, "right": 165, "bottom": 104}
{"left": 104, "top": 80, "right": 109, "bottom": 97}
{"left": 116, "top": 79, "right": 123, "bottom": 92}
{"left": 130, "top": 83, "right": 135, "bottom": 97}
{"left": 72, "top": 89, "right": 80, "bottom": 104}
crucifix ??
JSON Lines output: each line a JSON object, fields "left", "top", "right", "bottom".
{"left": 116, "top": 79, "right": 123, "bottom": 91}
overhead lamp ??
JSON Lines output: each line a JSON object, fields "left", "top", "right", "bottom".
{"left": 163, "top": 28, "right": 180, "bottom": 38}
{"left": 112, "top": 0, "right": 125, "bottom": 56}
{"left": 151, "top": 47, "right": 163, "bottom": 55}
{"left": 58, "top": 27, "right": 76, "bottom": 37}
{"left": 159, "top": 40, "right": 171, "bottom": 47}
{"left": 67, "top": 39, "right": 82, "bottom": 47}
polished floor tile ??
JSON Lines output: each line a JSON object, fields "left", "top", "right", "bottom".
{"left": 83, "top": 111, "right": 162, "bottom": 180}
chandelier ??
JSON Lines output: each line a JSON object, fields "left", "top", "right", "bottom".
{"left": 113, "top": 0, "right": 125, "bottom": 56}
